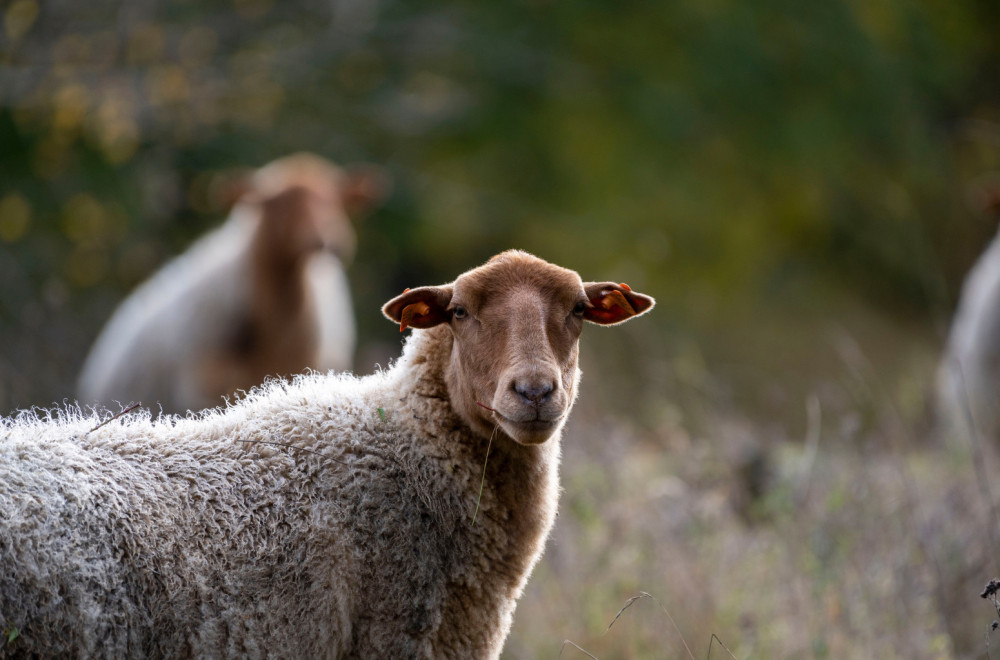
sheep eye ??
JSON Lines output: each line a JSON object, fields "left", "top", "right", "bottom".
{"left": 572, "top": 301, "right": 587, "bottom": 317}
{"left": 453, "top": 306, "right": 468, "bottom": 320}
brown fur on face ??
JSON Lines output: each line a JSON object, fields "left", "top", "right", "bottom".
{"left": 383, "top": 250, "right": 655, "bottom": 444}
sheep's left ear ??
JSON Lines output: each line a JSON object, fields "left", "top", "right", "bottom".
{"left": 382, "top": 285, "right": 454, "bottom": 332}
{"left": 340, "top": 165, "right": 392, "bottom": 218}
{"left": 583, "top": 282, "right": 655, "bottom": 325}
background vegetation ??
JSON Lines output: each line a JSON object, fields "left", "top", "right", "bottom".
{"left": 3, "top": 0, "right": 1000, "bottom": 656}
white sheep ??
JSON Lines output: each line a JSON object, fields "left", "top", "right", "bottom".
{"left": 939, "top": 228, "right": 1000, "bottom": 440}
{"left": 77, "top": 153, "right": 387, "bottom": 415}
{"left": 1, "top": 250, "right": 654, "bottom": 658}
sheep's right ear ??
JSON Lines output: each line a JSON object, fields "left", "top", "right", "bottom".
{"left": 382, "top": 286, "right": 454, "bottom": 332}
{"left": 341, "top": 165, "right": 392, "bottom": 218}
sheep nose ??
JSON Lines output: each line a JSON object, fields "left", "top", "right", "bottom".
{"left": 513, "top": 380, "right": 555, "bottom": 404}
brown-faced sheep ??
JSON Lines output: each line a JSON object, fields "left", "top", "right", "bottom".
{"left": 1, "top": 250, "right": 653, "bottom": 658}
{"left": 77, "top": 153, "right": 387, "bottom": 415}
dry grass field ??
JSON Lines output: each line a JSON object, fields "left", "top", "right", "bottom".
{"left": 497, "top": 294, "right": 997, "bottom": 659}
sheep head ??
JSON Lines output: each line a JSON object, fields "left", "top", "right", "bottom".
{"left": 234, "top": 153, "right": 389, "bottom": 265}
{"left": 383, "top": 250, "right": 654, "bottom": 445}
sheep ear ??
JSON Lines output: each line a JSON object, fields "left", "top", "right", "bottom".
{"left": 583, "top": 282, "right": 655, "bottom": 325}
{"left": 383, "top": 285, "right": 454, "bottom": 332}
{"left": 209, "top": 168, "right": 256, "bottom": 212}
{"left": 341, "top": 165, "right": 392, "bottom": 218}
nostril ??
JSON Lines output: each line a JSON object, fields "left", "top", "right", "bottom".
{"left": 513, "top": 380, "right": 555, "bottom": 404}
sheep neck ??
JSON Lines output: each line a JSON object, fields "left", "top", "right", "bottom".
{"left": 241, "top": 231, "right": 320, "bottom": 371}
{"left": 394, "top": 324, "right": 563, "bottom": 652}
{"left": 249, "top": 229, "right": 311, "bottom": 316}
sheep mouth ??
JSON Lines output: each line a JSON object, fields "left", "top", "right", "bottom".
{"left": 507, "top": 418, "right": 557, "bottom": 432}
{"left": 491, "top": 410, "right": 565, "bottom": 443}
{"left": 490, "top": 408, "right": 563, "bottom": 427}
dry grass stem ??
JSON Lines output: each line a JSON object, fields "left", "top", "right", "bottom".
{"left": 707, "top": 633, "right": 738, "bottom": 660}
{"left": 471, "top": 419, "right": 498, "bottom": 527}
{"left": 557, "top": 639, "right": 600, "bottom": 660}
{"left": 87, "top": 403, "right": 141, "bottom": 434}
{"left": 606, "top": 592, "right": 696, "bottom": 660}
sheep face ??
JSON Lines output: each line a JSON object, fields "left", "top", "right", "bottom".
{"left": 383, "top": 250, "right": 654, "bottom": 445}
{"left": 248, "top": 185, "right": 349, "bottom": 269}
{"left": 235, "top": 152, "right": 388, "bottom": 264}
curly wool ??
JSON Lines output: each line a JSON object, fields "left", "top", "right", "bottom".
{"left": 0, "top": 326, "right": 560, "bottom": 658}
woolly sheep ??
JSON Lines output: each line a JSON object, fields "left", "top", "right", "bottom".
{"left": 939, "top": 228, "right": 1000, "bottom": 439}
{"left": 77, "top": 153, "right": 387, "bottom": 415}
{"left": 1, "top": 250, "right": 654, "bottom": 658}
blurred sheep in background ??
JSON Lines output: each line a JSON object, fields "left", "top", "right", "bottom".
{"left": 939, "top": 233, "right": 1000, "bottom": 441}
{"left": 939, "top": 179, "right": 1000, "bottom": 442}
{"left": 77, "top": 153, "right": 389, "bottom": 415}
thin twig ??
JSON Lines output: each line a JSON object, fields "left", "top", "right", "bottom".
{"left": 471, "top": 400, "right": 501, "bottom": 527}
{"left": 606, "top": 594, "right": 644, "bottom": 632}
{"left": 87, "top": 403, "right": 141, "bottom": 434}
{"left": 471, "top": 422, "right": 498, "bottom": 527}
{"left": 986, "top": 587, "right": 1000, "bottom": 659}
{"left": 706, "top": 633, "right": 738, "bottom": 660}
{"left": 557, "top": 640, "right": 599, "bottom": 660}
{"left": 607, "top": 592, "right": 696, "bottom": 660}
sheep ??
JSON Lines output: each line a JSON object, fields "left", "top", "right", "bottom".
{"left": 77, "top": 152, "right": 388, "bottom": 415}
{"left": 939, "top": 228, "right": 1000, "bottom": 440}
{"left": 1, "top": 250, "right": 654, "bottom": 658}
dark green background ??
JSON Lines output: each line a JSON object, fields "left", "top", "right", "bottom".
{"left": 1, "top": 0, "right": 998, "bottom": 416}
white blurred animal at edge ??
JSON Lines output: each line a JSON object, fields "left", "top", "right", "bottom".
{"left": 940, "top": 226, "right": 1000, "bottom": 440}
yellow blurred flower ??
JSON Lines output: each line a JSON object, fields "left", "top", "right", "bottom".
{"left": 4, "top": 0, "right": 38, "bottom": 42}
{"left": 0, "top": 193, "right": 32, "bottom": 243}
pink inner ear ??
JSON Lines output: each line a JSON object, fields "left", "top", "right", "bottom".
{"left": 399, "top": 301, "right": 431, "bottom": 332}
{"left": 601, "top": 290, "right": 637, "bottom": 315}
{"left": 585, "top": 288, "right": 639, "bottom": 325}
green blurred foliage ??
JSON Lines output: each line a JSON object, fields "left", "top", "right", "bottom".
{"left": 1, "top": 0, "right": 999, "bottom": 411}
